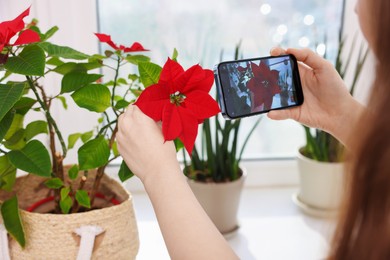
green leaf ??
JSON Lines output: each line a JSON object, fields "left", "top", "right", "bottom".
{"left": 71, "top": 84, "right": 111, "bottom": 113}
{"left": 4, "top": 128, "right": 26, "bottom": 150}
{"left": 81, "top": 131, "right": 93, "bottom": 143}
{"left": 118, "top": 160, "right": 134, "bottom": 182}
{"left": 4, "top": 45, "right": 45, "bottom": 76}
{"left": 112, "top": 141, "right": 119, "bottom": 157}
{"left": 115, "top": 99, "right": 130, "bottom": 110}
{"left": 0, "top": 111, "right": 15, "bottom": 142}
{"left": 68, "top": 133, "right": 81, "bottom": 149}
{"left": 53, "top": 62, "right": 87, "bottom": 75}
{"left": 138, "top": 62, "right": 162, "bottom": 87}
{"left": 75, "top": 190, "right": 91, "bottom": 208}
{"left": 1, "top": 196, "right": 25, "bottom": 248}
{"left": 126, "top": 54, "right": 151, "bottom": 65}
{"left": 8, "top": 140, "right": 52, "bottom": 177}
{"left": 13, "top": 97, "right": 36, "bottom": 115}
{"left": 0, "top": 83, "right": 25, "bottom": 121}
{"left": 39, "top": 42, "right": 90, "bottom": 60}
{"left": 68, "top": 164, "right": 79, "bottom": 180}
{"left": 25, "top": 120, "right": 48, "bottom": 141}
{"left": 117, "top": 78, "right": 128, "bottom": 85}
{"left": 60, "top": 187, "right": 72, "bottom": 214}
{"left": 46, "top": 56, "right": 64, "bottom": 66}
{"left": 0, "top": 155, "right": 16, "bottom": 191}
{"left": 61, "top": 71, "right": 103, "bottom": 93}
{"left": 78, "top": 136, "right": 110, "bottom": 170}
{"left": 174, "top": 138, "right": 184, "bottom": 152}
{"left": 44, "top": 178, "right": 64, "bottom": 189}
{"left": 56, "top": 96, "right": 68, "bottom": 109}
{"left": 171, "top": 48, "right": 179, "bottom": 61}
{"left": 128, "top": 74, "right": 139, "bottom": 82}
{"left": 42, "top": 26, "right": 59, "bottom": 41}
{"left": 105, "top": 50, "right": 114, "bottom": 57}
{"left": 4, "top": 113, "right": 23, "bottom": 140}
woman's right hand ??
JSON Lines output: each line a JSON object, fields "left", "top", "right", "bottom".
{"left": 268, "top": 47, "right": 364, "bottom": 143}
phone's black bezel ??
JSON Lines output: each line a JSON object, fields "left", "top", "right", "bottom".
{"left": 214, "top": 54, "right": 304, "bottom": 119}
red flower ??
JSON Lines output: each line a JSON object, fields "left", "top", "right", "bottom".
{"left": 247, "top": 61, "right": 280, "bottom": 110}
{"left": 94, "top": 33, "right": 148, "bottom": 53}
{"left": 0, "top": 7, "right": 40, "bottom": 52}
{"left": 135, "top": 58, "right": 220, "bottom": 155}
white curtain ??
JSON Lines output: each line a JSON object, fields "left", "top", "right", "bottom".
{"left": 1, "top": 0, "right": 100, "bottom": 164}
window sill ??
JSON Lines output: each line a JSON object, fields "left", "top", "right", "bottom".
{"left": 106, "top": 158, "right": 300, "bottom": 192}
{"left": 106, "top": 159, "right": 335, "bottom": 259}
{"left": 131, "top": 186, "right": 335, "bottom": 259}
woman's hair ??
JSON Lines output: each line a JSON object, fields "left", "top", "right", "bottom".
{"left": 330, "top": 0, "right": 390, "bottom": 259}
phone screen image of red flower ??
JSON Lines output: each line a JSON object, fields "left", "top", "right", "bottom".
{"left": 215, "top": 54, "right": 303, "bottom": 119}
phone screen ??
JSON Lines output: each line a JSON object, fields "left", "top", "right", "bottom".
{"left": 215, "top": 54, "right": 303, "bottom": 119}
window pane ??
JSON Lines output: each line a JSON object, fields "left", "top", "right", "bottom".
{"left": 97, "top": 0, "right": 344, "bottom": 158}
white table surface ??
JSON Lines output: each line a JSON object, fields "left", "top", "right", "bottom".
{"left": 131, "top": 186, "right": 336, "bottom": 260}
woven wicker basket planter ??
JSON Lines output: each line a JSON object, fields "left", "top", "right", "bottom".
{"left": 0, "top": 172, "right": 139, "bottom": 259}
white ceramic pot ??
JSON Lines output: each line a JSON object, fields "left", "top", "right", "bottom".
{"left": 187, "top": 169, "right": 246, "bottom": 235}
{"left": 296, "top": 151, "right": 345, "bottom": 213}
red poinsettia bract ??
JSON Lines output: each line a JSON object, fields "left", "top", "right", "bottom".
{"left": 0, "top": 7, "right": 40, "bottom": 52}
{"left": 247, "top": 61, "right": 280, "bottom": 110}
{"left": 135, "top": 58, "right": 220, "bottom": 155}
{"left": 94, "top": 33, "right": 148, "bottom": 53}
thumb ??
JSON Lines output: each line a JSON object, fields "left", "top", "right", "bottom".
{"left": 267, "top": 109, "right": 291, "bottom": 120}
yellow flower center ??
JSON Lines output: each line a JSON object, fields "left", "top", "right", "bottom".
{"left": 170, "top": 91, "right": 186, "bottom": 106}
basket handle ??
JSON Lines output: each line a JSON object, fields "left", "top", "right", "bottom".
{"left": 0, "top": 223, "right": 11, "bottom": 260}
{"left": 74, "top": 225, "right": 104, "bottom": 260}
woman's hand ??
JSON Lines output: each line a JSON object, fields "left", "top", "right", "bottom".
{"left": 268, "top": 47, "right": 365, "bottom": 146}
{"left": 117, "top": 105, "right": 180, "bottom": 185}
{"left": 117, "top": 105, "right": 238, "bottom": 260}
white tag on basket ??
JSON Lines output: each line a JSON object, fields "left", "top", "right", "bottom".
{"left": 0, "top": 223, "right": 11, "bottom": 260}
{"left": 74, "top": 225, "right": 104, "bottom": 260}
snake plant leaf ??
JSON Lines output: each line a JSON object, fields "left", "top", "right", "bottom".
{"left": 8, "top": 140, "right": 52, "bottom": 177}
{"left": 71, "top": 84, "right": 111, "bottom": 113}
{"left": 4, "top": 45, "right": 45, "bottom": 76}
{"left": 138, "top": 61, "right": 162, "bottom": 87}
{"left": 0, "top": 83, "right": 25, "bottom": 122}
{"left": 118, "top": 160, "right": 134, "bottom": 182}
{"left": 1, "top": 196, "right": 25, "bottom": 248}
{"left": 78, "top": 136, "right": 110, "bottom": 170}
{"left": 61, "top": 71, "right": 103, "bottom": 93}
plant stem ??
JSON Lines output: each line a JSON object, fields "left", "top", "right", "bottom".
{"left": 26, "top": 76, "right": 67, "bottom": 158}
{"left": 71, "top": 171, "right": 88, "bottom": 213}
{"left": 97, "top": 119, "right": 118, "bottom": 136}
{"left": 90, "top": 124, "right": 118, "bottom": 206}
{"left": 111, "top": 56, "right": 121, "bottom": 118}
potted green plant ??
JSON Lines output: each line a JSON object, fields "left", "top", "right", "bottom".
{"left": 183, "top": 43, "right": 261, "bottom": 235}
{"left": 0, "top": 7, "right": 219, "bottom": 258}
{"left": 295, "top": 34, "right": 368, "bottom": 215}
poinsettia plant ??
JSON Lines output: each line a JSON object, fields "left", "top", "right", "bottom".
{"left": 0, "top": 7, "right": 219, "bottom": 247}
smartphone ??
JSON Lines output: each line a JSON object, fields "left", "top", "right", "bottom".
{"left": 214, "top": 54, "right": 304, "bottom": 119}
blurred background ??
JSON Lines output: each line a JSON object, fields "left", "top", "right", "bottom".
{"left": 0, "top": 0, "right": 373, "bottom": 164}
